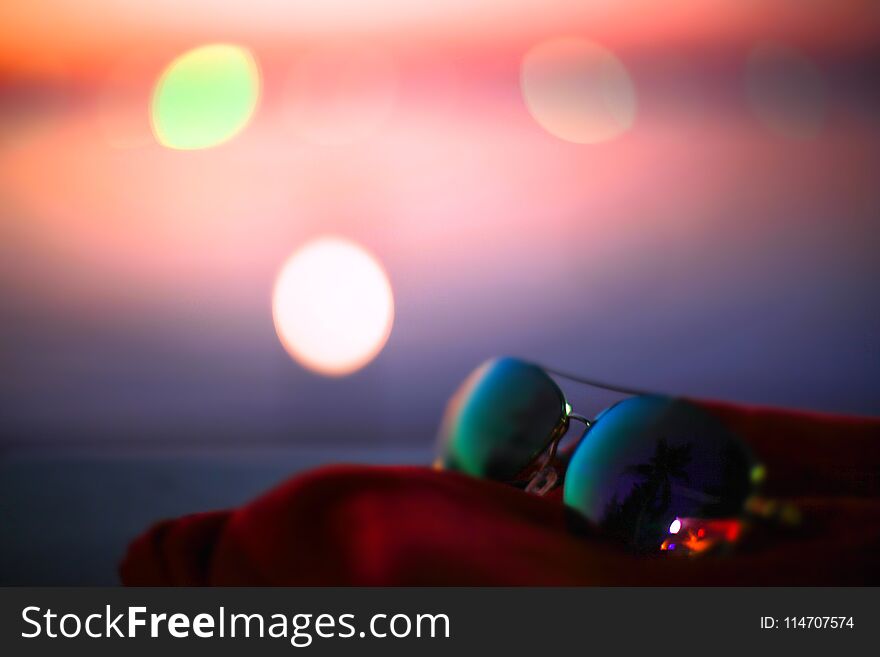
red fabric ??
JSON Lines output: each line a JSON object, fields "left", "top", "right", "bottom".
{"left": 120, "top": 401, "right": 880, "bottom": 586}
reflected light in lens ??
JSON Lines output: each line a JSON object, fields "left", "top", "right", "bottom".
{"left": 151, "top": 43, "right": 260, "bottom": 150}
{"left": 745, "top": 41, "right": 826, "bottom": 140}
{"left": 285, "top": 44, "right": 397, "bottom": 145}
{"left": 521, "top": 37, "right": 636, "bottom": 144}
{"left": 272, "top": 236, "right": 395, "bottom": 376}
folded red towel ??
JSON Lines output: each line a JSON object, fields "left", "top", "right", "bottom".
{"left": 120, "top": 401, "right": 880, "bottom": 585}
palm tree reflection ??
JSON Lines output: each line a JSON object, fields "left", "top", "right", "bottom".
{"left": 601, "top": 438, "right": 693, "bottom": 550}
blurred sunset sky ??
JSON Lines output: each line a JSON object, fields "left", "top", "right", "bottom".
{"left": 2, "top": 0, "right": 879, "bottom": 452}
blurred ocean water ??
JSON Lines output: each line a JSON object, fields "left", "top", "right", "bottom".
{"left": 0, "top": 447, "right": 430, "bottom": 585}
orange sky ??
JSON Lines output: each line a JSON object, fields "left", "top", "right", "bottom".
{"left": 1, "top": 1, "right": 878, "bottom": 79}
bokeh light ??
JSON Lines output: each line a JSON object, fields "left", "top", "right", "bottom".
{"left": 520, "top": 37, "right": 637, "bottom": 144}
{"left": 285, "top": 44, "right": 397, "bottom": 145}
{"left": 272, "top": 237, "right": 395, "bottom": 377}
{"left": 745, "top": 41, "right": 827, "bottom": 140}
{"left": 151, "top": 44, "right": 260, "bottom": 150}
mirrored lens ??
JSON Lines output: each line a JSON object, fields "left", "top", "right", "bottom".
{"left": 438, "top": 358, "right": 568, "bottom": 481}
{"left": 563, "top": 396, "right": 756, "bottom": 551}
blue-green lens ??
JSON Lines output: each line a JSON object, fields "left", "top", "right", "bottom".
{"left": 438, "top": 358, "right": 568, "bottom": 481}
{"left": 563, "top": 396, "right": 755, "bottom": 551}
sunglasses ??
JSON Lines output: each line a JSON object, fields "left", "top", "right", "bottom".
{"left": 436, "top": 357, "right": 764, "bottom": 553}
